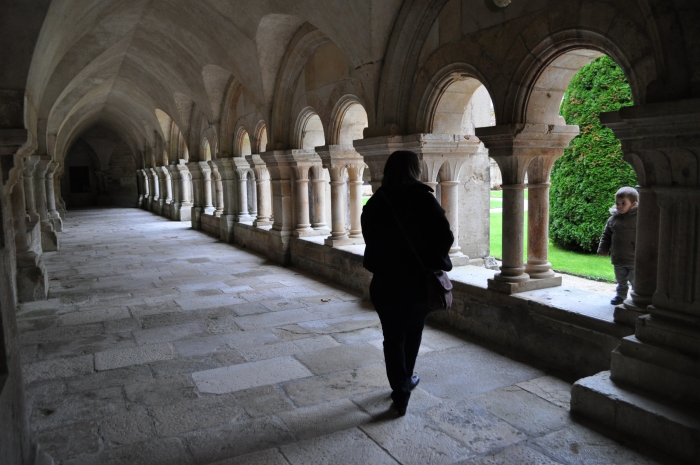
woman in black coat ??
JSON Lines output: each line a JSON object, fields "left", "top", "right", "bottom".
{"left": 361, "top": 150, "right": 454, "bottom": 416}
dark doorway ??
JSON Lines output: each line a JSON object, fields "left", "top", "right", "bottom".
{"left": 69, "top": 166, "right": 91, "bottom": 193}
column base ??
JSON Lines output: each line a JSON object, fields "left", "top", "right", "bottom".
{"left": 40, "top": 229, "right": 59, "bottom": 252}
{"left": 571, "top": 371, "right": 700, "bottom": 464}
{"left": 219, "top": 214, "right": 236, "bottom": 243}
{"left": 253, "top": 219, "right": 273, "bottom": 227}
{"left": 295, "top": 228, "right": 329, "bottom": 238}
{"left": 487, "top": 275, "right": 561, "bottom": 294}
{"left": 191, "top": 207, "right": 202, "bottom": 230}
{"left": 324, "top": 236, "right": 364, "bottom": 247}
{"left": 613, "top": 299, "right": 649, "bottom": 327}
{"left": 16, "top": 254, "right": 48, "bottom": 302}
{"left": 50, "top": 215, "right": 63, "bottom": 232}
{"left": 448, "top": 253, "right": 470, "bottom": 267}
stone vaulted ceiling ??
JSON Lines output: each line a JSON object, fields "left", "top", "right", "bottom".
{"left": 26, "top": 0, "right": 402, "bottom": 164}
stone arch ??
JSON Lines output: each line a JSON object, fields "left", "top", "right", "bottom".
{"left": 200, "top": 126, "right": 218, "bottom": 159}
{"left": 201, "top": 138, "right": 212, "bottom": 161}
{"left": 329, "top": 96, "right": 369, "bottom": 146}
{"left": 236, "top": 127, "right": 252, "bottom": 156}
{"left": 254, "top": 121, "right": 268, "bottom": 153}
{"left": 506, "top": 30, "right": 650, "bottom": 125}
{"left": 270, "top": 24, "right": 331, "bottom": 149}
{"left": 294, "top": 108, "right": 326, "bottom": 150}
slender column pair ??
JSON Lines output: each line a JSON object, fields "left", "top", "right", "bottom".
{"left": 246, "top": 154, "right": 273, "bottom": 227}
{"left": 317, "top": 146, "right": 364, "bottom": 246}
{"left": 476, "top": 124, "right": 578, "bottom": 294}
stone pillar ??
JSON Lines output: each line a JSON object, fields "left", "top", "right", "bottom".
{"left": 166, "top": 164, "right": 180, "bottom": 218}
{"left": 172, "top": 160, "right": 192, "bottom": 221}
{"left": 260, "top": 151, "right": 295, "bottom": 264}
{"left": 292, "top": 165, "right": 314, "bottom": 235}
{"left": 45, "top": 161, "right": 63, "bottom": 232}
{"left": 149, "top": 167, "right": 161, "bottom": 214}
{"left": 186, "top": 162, "right": 204, "bottom": 229}
{"left": 208, "top": 160, "right": 223, "bottom": 217}
{"left": 34, "top": 157, "right": 59, "bottom": 252}
{"left": 615, "top": 186, "right": 659, "bottom": 325}
{"left": 571, "top": 100, "right": 700, "bottom": 464}
{"left": 212, "top": 158, "right": 234, "bottom": 241}
{"left": 317, "top": 145, "right": 363, "bottom": 246}
{"left": 246, "top": 154, "right": 273, "bottom": 227}
{"left": 235, "top": 168, "right": 250, "bottom": 222}
{"left": 200, "top": 162, "right": 214, "bottom": 215}
{"left": 140, "top": 169, "right": 151, "bottom": 210}
{"left": 524, "top": 156, "right": 558, "bottom": 279}
{"left": 311, "top": 165, "right": 327, "bottom": 230}
{"left": 22, "top": 157, "right": 40, "bottom": 225}
{"left": 285, "top": 149, "right": 326, "bottom": 237}
{"left": 477, "top": 124, "right": 578, "bottom": 294}
{"left": 157, "top": 166, "right": 172, "bottom": 217}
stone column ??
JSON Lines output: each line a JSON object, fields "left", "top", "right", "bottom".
{"left": 157, "top": 166, "right": 172, "bottom": 216}
{"left": 236, "top": 170, "right": 250, "bottom": 222}
{"left": 173, "top": 160, "right": 192, "bottom": 221}
{"left": 200, "top": 162, "right": 215, "bottom": 215}
{"left": 260, "top": 150, "right": 295, "bottom": 265}
{"left": 22, "top": 157, "right": 40, "bottom": 225}
{"left": 208, "top": 160, "right": 223, "bottom": 217}
{"left": 149, "top": 168, "right": 161, "bottom": 214}
{"left": 140, "top": 169, "right": 151, "bottom": 210}
{"left": 186, "top": 162, "right": 204, "bottom": 229}
{"left": 477, "top": 124, "right": 578, "bottom": 294}
{"left": 167, "top": 164, "right": 180, "bottom": 218}
{"left": 524, "top": 156, "right": 558, "bottom": 279}
{"left": 439, "top": 180, "right": 461, "bottom": 254}
{"left": 311, "top": 166, "right": 327, "bottom": 230}
{"left": 246, "top": 154, "right": 273, "bottom": 227}
{"left": 347, "top": 163, "right": 364, "bottom": 238}
{"left": 317, "top": 145, "right": 363, "bottom": 246}
{"left": 45, "top": 161, "right": 63, "bottom": 232}
{"left": 292, "top": 165, "right": 314, "bottom": 235}
{"left": 34, "top": 157, "right": 59, "bottom": 252}
{"left": 136, "top": 169, "right": 144, "bottom": 207}
{"left": 617, "top": 186, "right": 659, "bottom": 325}
{"left": 570, "top": 100, "right": 700, "bottom": 464}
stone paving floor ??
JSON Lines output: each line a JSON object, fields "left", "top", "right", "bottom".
{"left": 17, "top": 208, "right": 668, "bottom": 465}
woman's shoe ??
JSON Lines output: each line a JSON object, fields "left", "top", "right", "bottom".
{"left": 391, "top": 401, "right": 407, "bottom": 416}
{"left": 408, "top": 375, "right": 420, "bottom": 390}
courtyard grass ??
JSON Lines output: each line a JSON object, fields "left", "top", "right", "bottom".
{"left": 490, "top": 189, "right": 529, "bottom": 200}
{"left": 490, "top": 212, "right": 614, "bottom": 282}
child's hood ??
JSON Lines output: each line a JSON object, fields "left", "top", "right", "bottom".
{"left": 609, "top": 204, "right": 638, "bottom": 216}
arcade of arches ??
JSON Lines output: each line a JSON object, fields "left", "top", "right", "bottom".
{"left": 1, "top": 1, "right": 699, "bottom": 464}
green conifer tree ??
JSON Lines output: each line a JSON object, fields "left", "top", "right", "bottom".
{"left": 549, "top": 55, "right": 637, "bottom": 252}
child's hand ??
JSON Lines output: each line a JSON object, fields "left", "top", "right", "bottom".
{"left": 598, "top": 251, "right": 607, "bottom": 257}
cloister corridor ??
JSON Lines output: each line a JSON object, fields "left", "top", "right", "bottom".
{"left": 16, "top": 208, "right": 665, "bottom": 465}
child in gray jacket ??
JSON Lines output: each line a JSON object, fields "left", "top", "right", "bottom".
{"left": 598, "top": 187, "right": 638, "bottom": 305}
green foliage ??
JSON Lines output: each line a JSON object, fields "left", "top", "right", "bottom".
{"left": 549, "top": 55, "right": 637, "bottom": 252}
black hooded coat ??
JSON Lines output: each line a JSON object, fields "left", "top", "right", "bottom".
{"left": 361, "top": 183, "right": 454, "bottom": 307}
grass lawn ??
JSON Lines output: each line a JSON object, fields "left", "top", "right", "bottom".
{"left": 490, "top": 212, "right": 614, "bottom": 282}
{"left": 490, "top": 199, "right": 502, "bottom": 209}
{"left": 362, "top": 196, "right": 370, "bottom": 206}
{"left": 490, "top": 189, "right": 528, "bottom": 200}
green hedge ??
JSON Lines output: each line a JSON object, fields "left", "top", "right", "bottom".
{"left": 549, "top": 55, "right": 637, "bottom": 252}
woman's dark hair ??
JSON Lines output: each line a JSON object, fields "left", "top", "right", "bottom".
{"left": 381, "top": 150, "right": 421, "bottom": 188}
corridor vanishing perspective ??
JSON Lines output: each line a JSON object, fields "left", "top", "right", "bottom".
{"left": 18, "top": 208, "right": 663, "bottom": 465}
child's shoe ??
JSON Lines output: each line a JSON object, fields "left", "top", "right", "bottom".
{"left": 610, "top": 296, "right": 625, "bottom": 305}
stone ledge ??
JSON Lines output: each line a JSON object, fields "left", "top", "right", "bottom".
{"left": 571, "top": 371, "right": 700, "bottom": 464}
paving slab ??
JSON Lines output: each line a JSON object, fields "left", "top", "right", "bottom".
{"left": 207, "top": 448, "right": 290, "bottom": 465}
{"left": 95, "top": 342, "right": 175, "bottom": 371}
{"left": 183, "top": 416, "right": 294, "bottom": 464}
{"left": 193, "top": 356, "right": 313, "bottom": 394}
{"left": 152, "top": 393, "right": 248, "bottom": 436}
{"left": 278, "top": 398, "right": 372, "bottom": 440}
{"left": 62, "top": 437, "right": 191, "bottom": 465}
{"left": 23, "top": 355, "right": 94, "bottom": 384}
{"left": 281, "top": 428, "right": 400, "bottom": 465}
{"left": 101, "top": 405, "right": 155, "bottom": 446}
{"left": 458, "top": 443, "right": 565, "bottom": 465}
{"left": 360, "top": 413, "right": 475, "bottom": 465}
{"left": 124, "top": 374, "right": 198, "bottom": 406}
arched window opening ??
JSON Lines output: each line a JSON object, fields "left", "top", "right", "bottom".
{"left": 430, "top": 77, "right": 495, "bottom": 263}
{"left": 201, "top": 139, "right": 212, "bottom": 161}
{"left": 338, "top": 103, "right": 368, "bottom": 146}
{"left": 257, "top": 125, "right": 268, "bottom": 153}
{"left": 301, "top": 114, "right": 325, "bottom": 149}
{"left": 246, "top": 169, "right": 257, "bottom": 219}
{"left": 240, "top": 131, "right": 252, "bottom": 156}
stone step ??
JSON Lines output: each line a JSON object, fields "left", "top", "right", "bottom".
{"left": 635, "top": 314, "right": 700, "bottom": 357}
{"left": 571, "top": 371, "right": 700, "bottom": 464}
